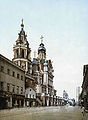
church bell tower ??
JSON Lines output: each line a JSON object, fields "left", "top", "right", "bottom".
{"left": 13, "top": 19, "right": 31, "bottom": 73}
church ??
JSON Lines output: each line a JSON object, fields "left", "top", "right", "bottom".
{"left": 0, "top": 20, "right": 57, "bottom": 109}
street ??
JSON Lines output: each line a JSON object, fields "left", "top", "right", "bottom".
{"left": 0, "top": 106, "right": 83, "bottom": 120}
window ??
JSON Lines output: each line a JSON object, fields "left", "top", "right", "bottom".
{"left": 12, "top": 85, "right": 15, "bottom": 93}
{"left": 0, "top": 82, "right": 3, "bottom": 90}
{"left": 17, "top": 74, "right": 19, "bottom": 79}
{"left": 7, "top": 69, "right": 10, "bottom": 75}
{"left": 7, "top": 83, "right": 10, "bottom": 92}
{"left": 16, "top": 49, "right": 19, "bottom": 58}
{"left": 30, "top": 94, "right": 31, "bottom": 98}
{"left": 21, "top": 75, "right": 23, "bottom": 80}
{"left": 26, "top": 94, "right": 28, "bottom": 98}
{"left": 33, "top": 95, "right": 34, "bottom": 98}
{"left": 21, "top": 36, "right": 24, "bottom": 41}
{"left": 21, "top": 87, "right": 23, "bottom": 94}
{"left": 12, "top": 71, "right": 15, "bottom": 77}
{"left": 38, "top": 66, "right": 40, "bottom": 71}
{"left": 21, "top": 49, "right": 24, "bottom": 58}
{"left": 1, "top": 66, "right": 4, "bottom": 72}
{"left": 17, "top": 86, "right": 19, "bottom": 94}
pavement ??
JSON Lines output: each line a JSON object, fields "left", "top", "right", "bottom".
{"left": 0, "top": 106, "right": 84, "bottom": 120}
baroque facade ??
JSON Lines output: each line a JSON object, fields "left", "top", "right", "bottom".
{"left": 0, "top": 20, "right": 58, "bottom": 109}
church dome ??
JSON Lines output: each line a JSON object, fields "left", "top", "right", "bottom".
{"left": 38, "top": 43, "right": 46, "bottom": 54}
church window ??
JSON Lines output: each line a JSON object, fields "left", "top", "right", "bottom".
{"left": 21, "top": 49, "right": 24, "bottom": 58}
{"left": 21, "top": 36, "right": 24, "bottom": 41}
{"left": 16, "top": 49, "right": 19, "bottom": 58}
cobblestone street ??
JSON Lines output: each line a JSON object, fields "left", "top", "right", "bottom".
{"left": 0, "top": 106, "right": 83, "bottom": 120}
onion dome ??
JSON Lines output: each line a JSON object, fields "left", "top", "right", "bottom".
{"left": 38, "top": 43, "right": 46, "bottom": 54}
{"left": 38, "top": 35, "right": 46, "bottom": 54}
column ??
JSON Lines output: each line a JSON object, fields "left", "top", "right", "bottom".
{"left": 47, "top": 98, "right": 49, "bottom": 106}
{"left": 9, "top": 96, "right": 12, "bottom": 108}
{"left": 23, "top": 99, "right": 25, "bottom": 107}
{"left": 15, "top": 100, "right": 18, "bottom": 107}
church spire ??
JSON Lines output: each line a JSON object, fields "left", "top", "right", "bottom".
{"left": 13, "top": 20, "right": 31, "bottom": 73}
{"left": 19, "top": 19, "right": 25, "bottom": 37}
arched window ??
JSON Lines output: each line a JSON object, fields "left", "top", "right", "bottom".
{"left": 16, "top": 49, "right": 19, "bottom": 58}
{"left": 21, "top": 49, "right": 24, "bottom": 58}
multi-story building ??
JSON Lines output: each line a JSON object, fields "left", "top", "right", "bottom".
{"left": 0, "top": 54, "right": 25, "bottom": 109}
{"left": 80, "top": 65, "right": 88, "bottom": 110}
{"left": 33, "top": 36, "right": 56, "bottom": 106}
{"left": 0, "top": 20, "right": 57, "bottom": 109}
{"left": 13, "top": 20, "right": 36, "bottom": 107}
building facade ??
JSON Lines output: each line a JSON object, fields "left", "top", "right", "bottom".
{"left": 80, "top": 65, "right": 88, "bottom": 110}
{"left": 0, "top": 54, "right": 25, "bottom": 109}
{"left": 0, "top": 20, "right": 58, "bottom": 109}
{"left": 13, "top": 20, "right": 36, "bottom": 107}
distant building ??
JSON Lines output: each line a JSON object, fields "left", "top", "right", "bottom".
{"left": 63, "top": 90, "right": 69, "bottom": 100}
{"left": 76, "top": 86, "right": 80, "bottom": 103}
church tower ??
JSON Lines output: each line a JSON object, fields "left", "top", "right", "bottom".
{"left": 13, "top": 19, "right": 31, "bottom": 73}
{"left": 38, "top": 35, "right": 46, "bottom": 69}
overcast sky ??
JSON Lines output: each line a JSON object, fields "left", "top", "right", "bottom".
{"left": 0, "top": 0, "right": 88, "bottom": 99}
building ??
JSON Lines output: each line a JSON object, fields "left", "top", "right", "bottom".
{"left": 0, "top": 54, "right": 25, "bottom": 109}
{"left": 34, "top": 36, "right": 56, "bottom": 106}
{"left": 80, "top": 65, "right": 88, "bottom": 110}
{"left": 0, "top": 20, "right": 57, "bottom": 109}
{"left": 63, "top": 90, "right": 69, "bottom": 100}
{"left": 13, "top": 20, "right": 36, "bottom": 107}
{"left": 76, "top": 86, "right": 80, "bottom": 104}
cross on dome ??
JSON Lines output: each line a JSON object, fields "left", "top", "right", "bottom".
{"left": 40, "top": 35, "right": 44, "bottom": 43}
{"left": 21, "top": 18, "right": 24, "bottom": 28}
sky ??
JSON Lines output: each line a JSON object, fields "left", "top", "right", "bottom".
{"left": 0, "top": 0, "right": 88, "bottom": 99}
